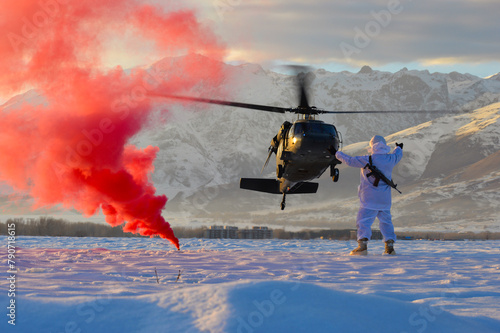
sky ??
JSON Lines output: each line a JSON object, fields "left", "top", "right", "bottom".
{"left": 181, "top": 0, "right": 500, "bottom": 77}
{"left": 1, "top": 0, "right": 499, "bottom": 104}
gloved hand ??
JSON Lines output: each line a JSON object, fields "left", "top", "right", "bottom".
{"left": 396, "top": 142, "right": 404, "bottom": 150}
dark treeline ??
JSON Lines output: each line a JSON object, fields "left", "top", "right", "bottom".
{"left": 1, "top": 217, "right": 136, "bottom": 238}
{"left": 0, "top": 218, "right": 356, "bottom": 240}
{"left": 273, "top": 228, "right": 354, "bottom": 240}
{"left": 397, "top": 230, "right": 500, "bottom": 240}
{"left": 271, "top": 229, "right": 500, "bottom": 240}
{"left": 1, "top": 217, "right": 499, "bottom": 240}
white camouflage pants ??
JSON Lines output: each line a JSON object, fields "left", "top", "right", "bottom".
{"left": 356, "top": 208, "right": 396, "bottom": 242}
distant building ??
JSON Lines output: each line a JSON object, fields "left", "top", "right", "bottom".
{"left": 204, "top": 226, "right": 238, "bottom": 239}
{"left": 203, "top": 225, "right": 273, "bottom": 239}
{"left": 239, "top": 226, "right": 273, "bottom": 239}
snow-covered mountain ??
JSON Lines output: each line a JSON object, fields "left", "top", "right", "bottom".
{"left": 130, "top": 60, "right": 499, "bottom": 229}
{"left": 161, "top": 102, "right": 500, "bottom": 233}
{"left": 2, "top": 57, "right": 500, "bottom": 232}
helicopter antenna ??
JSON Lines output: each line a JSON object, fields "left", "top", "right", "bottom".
{"left": 261, "top": 149, "right": 273, "bottom": 174}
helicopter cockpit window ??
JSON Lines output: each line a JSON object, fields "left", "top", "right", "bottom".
{"left": 321, "top": 124, "right": 337, "bottom": 136}
{"left": 294, "top": 123, "right": 305, "bottom": 136}
{"left": 294, "top": 123, "right": 336, "bottom": 136}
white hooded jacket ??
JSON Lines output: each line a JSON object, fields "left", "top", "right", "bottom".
{"left": 335, "top": 136, "right": 403, "bottom": 210}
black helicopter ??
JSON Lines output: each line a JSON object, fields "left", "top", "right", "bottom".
{"left": 160, "top": 67, "right": 433, "bottom": 210}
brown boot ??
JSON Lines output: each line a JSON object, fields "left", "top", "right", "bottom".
{"left": 350, "top": 238, "right": 368, "bottom": 255}
{"left": 383, "top": 239, "right": 396, "bottom": 255}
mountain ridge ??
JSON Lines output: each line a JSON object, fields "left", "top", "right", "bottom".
{"left": 1, "top": 57, "right": 499, "bottom": 232}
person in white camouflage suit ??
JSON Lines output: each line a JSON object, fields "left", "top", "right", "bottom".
{"left": 335, "top": 135, "right": 403, "bottom": 255}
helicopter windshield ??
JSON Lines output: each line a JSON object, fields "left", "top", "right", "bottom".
{"left": 293, "top": 123, "right": 336, "bottom": 136}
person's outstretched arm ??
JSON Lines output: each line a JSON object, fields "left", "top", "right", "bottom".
{"left": 335, "top": 151, "right": 368, "bottom": 168}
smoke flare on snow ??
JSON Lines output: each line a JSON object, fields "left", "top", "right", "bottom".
{"left": 0, "top": 0, "right": 227, "bottom": 249}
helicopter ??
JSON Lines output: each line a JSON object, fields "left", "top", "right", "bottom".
{"left": 159, "top": 67, "right": 437, "bottom": 210}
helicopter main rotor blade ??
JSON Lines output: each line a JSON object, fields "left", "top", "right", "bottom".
{"left": 155, "top": 93, "right": 467, "bottom": 115}
{"left": 286, "top": 65, "right": 312, "bottom": 109}
{"left": 158, "top": 94, "right": 289, "bottom": 114}
{"left": 316, "top": 109, "right": 463, "bottom": 114}
{"left": 298, "top": 75, "right": 310, "bottom": 109}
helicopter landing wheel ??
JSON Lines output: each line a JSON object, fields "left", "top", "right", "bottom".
{"left": 332, "top": 168, "right": 340, "bottom": 182}
{"left": 280, "top": 193, "right": 286, "bottom": 210}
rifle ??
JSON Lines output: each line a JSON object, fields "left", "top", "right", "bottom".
{"left": 364, "top": 156, "right": 402, "bottom": 194}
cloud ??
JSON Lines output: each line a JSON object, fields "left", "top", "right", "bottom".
{"left": 205, "top": 0, "right": 500, "bottom": 69}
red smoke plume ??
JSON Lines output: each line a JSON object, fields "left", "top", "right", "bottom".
{"left": 0, "top": 0, "right": 227, "bottom": 249}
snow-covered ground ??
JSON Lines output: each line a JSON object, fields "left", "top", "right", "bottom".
{"left": 1, "top": 237, "right": 500, "bottom": 332}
